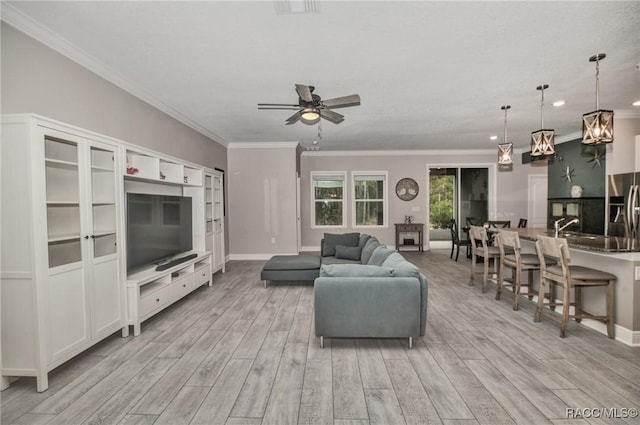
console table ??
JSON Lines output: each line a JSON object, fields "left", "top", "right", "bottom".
{"left": 395, "top": 223, "right": 424, "bottom": 252}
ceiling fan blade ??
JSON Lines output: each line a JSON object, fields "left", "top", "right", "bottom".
{"left": 258, "top": 106, "right": 300, "bottom": 110}
{"left": 285, "top": 112, "right": 300, "bottom": 125}
{"left": 321, "top": 94, "right": 361, "bottom": 108}
{"left": 258, "top": 103, "right": 299, "bottom": 107}
{"left": 295, "top": 84, "right": 313, "bottom": 102}
{"left": 319, "top": 108, "right": 345, "bottom": 124}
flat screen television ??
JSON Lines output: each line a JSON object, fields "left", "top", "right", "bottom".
{"left": 126, "top": 193, "right": 193, "bottom": 273}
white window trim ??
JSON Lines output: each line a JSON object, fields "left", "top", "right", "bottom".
{"left": 311, "top": 171, "right": 347, "bottom": 229}
{"left": 352, "top": 171, "right": 388, "bottom": 229}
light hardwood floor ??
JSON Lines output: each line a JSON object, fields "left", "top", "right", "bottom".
{"left": 2, "top": 250, "right": 640, "bottom": 425}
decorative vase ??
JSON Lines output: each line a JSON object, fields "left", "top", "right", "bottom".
{"left": 571, "top": 185, "right": 583, "bottom": 198}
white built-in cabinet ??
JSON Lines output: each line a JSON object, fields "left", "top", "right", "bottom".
{"left": 1, "top": 115, "right": 226, "bottom": 392}
{"left": 1, "top": 116, "right": 124, "bottom": 392}
{"left": 206, "top": 171, "right": 226, "bottom": 273}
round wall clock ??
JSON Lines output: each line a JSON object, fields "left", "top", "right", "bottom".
{"left": 396, "top": 178, "right": 419, "bottom": 201}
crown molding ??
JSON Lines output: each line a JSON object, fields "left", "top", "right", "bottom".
{"left": 228, "top": 142, "right": 300, "bottom": 149}
{"left": 302, "top": 148, "right": 500, "bottom": 157}
{"left": 1, "top": 3, "right": 229, "bottom": 147}
{"left": 615, "top": 109, "right": 640, "bottom": 119}
{"left": 554, "top": 131, "right": 582, "bottom": 144}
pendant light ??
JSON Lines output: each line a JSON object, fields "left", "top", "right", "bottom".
{"left": 582, "top": 53, "right": 614, "bottom": 145}
{"left": 498, "top": 105, "right": 513, "bottom": 166}
{"left": 531, "top": 84, "right": 555, "bottom": 156}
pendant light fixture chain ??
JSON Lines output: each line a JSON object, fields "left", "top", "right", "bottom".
{"left": 590, "top": 53, "right": 606, "bottom": 110}
{"left": 537, "top": 84, "right": 548, "bottom": 128}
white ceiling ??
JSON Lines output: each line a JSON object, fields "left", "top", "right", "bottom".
{"left": 4, "top": 1, "right": 640, "bottom": 151}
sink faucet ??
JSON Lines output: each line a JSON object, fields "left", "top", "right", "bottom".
{"left": 554, "top": 218, "right": 579, "bottom": 238}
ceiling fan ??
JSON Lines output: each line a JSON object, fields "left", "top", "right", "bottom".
{"left": 258, "top": 84, "right": 361, "bottom": 125}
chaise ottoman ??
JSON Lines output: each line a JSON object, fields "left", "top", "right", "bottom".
{"left": 261, "top": 254, "right": 321, "bottom": 287}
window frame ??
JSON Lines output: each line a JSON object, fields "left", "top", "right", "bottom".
{"left": 311, "top": 171, "right": 347, "bottom": 229}
{"left": 351, "top": 171, "right": 388, "bottom": 229}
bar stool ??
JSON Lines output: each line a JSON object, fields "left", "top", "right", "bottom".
{"left": 469, "top": 225, "right": 500, "bottom": 293}
{"left": 495, "top": 230, "right": 555, "bottom": 311}
{"left": 534, "top": 236, "right": 616, "bottom": 338}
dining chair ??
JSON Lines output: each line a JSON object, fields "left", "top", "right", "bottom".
{"left": 517, "top": 218, "right": 528, "bottom": 228}
{"left": 448, "top": 219, "right": 471, "bottom": 262}
{"left": 495, "top": 230, "right": 554, "bottom": 310}
{"left": 488, "top": 220, "right": 511, "bottom": 228}
{"left": 465, "top": 217, "right": 482, "bottom": 227}
{"left": 469, "top": 225, "right": 501, "bottom": 293}
{"left": 534, "top": 235, "right": 616, "bottom": 338}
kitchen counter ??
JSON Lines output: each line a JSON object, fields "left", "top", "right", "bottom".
{"left": 513, "top": 228, "right": 640, "bottom": 345}
{"left": 514, "top": 227, "right": 640, "bottom": 255}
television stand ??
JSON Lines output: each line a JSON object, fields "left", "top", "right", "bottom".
{"left": 155, "top": 253, "right": 199, "bottom": 271}
{"left": 126, "top": 251, "right": 212, "bottom": 336}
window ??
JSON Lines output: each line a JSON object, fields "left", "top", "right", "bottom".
{"left": 312, "top": 172, "right": 346, "bottom": 227}
{"left": 353, "top": 172, "right": 387, "bottom": 227}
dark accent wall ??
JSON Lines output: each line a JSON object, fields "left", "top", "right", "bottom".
{"left": 547, "top": 139, "right": 606, "bottom": 199}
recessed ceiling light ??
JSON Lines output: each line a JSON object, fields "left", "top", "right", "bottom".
{"left": 490, "top": 135, "right": 498, "bottom": 140}
{"left": 633, "top": 100, "right": 640, "bottom": 107}
{"left": 553, "top": 100, "right": 565, "bottom": 107}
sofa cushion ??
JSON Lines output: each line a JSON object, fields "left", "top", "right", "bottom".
{"left": 367, "top": 246, "right": 396, "bottom": 266}
{"left": 360, "top": 237, "right": 381, "bottom": 264}
{"left": 321, "top": 256, "right": 362, "bottom": 265}
{"left": 322, "top": 233, "right": 360, "bottom": 257}
{"left": 335, "top": 244, "right": 362, "bottom": 261}
{"left": 262, "top": 254, "right": 321, "bottom": 271}
{"left": 320, "top": 264, "right": 394, "bottom": 278}
{"left": 382, "top": 252, "right": 421, "bottom": 278}
{"left": 359, "top": 233, "right": 371, "bottom": 248}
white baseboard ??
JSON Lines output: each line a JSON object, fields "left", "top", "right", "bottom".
{"left": 579, "top": 319, "right": 640, "bottom": 347}
{"left": 544, "top": 299, "right": 639, "bottom": 347}
{"left": 228, "top": 252, "right": 299, "bottom": 261}
{"left": 301, "top": 246, "right": 320, "bottom": 252}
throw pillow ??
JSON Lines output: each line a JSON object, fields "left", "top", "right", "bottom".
{"left": 367, "top": 246, "right": 396, "bottom": 266}
{"left": 322, "top": 232, "right": 360, "bottom": 257}
{"left": 335, "top": 244, "right": 362, "bottom": 261}
{"left": 360, "top": 237, "right": 380, "bottom": 264}
{"left": 320, "top": 264, "right": 394, "bottom": 278}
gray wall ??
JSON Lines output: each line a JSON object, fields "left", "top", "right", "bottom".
{"left": 227, "top": 145, "right": 298, "bottom": 256}
{"left": 547, "top": 139, "right": 606, "bottom": 199}
{"left": 300, "top": 150, "right": 545, "bottom": 248}
{"left": 1, "top": 22, "right": 229, "bottom": 254}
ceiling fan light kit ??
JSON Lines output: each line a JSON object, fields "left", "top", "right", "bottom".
{"left": 582, "top": 53, "right": 614, "bottom": 145}
{"left": 498, "top": 105, "right": 514, "bottom": 166}
{"left": 258, "top": 84, "right": 360, "bottom": 126}
{"left": 300, "top": 107, "right": 320, "bottom": 124}
{"left": 531, "top": 84, "right": 556, "bottom": 157}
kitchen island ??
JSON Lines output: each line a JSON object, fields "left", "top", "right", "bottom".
{"left": 514, "top": 228, "right": 640, "bottom": 346}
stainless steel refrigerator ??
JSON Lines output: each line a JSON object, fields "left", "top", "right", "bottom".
{"left": 607, "top": 172, "right": 640, "bottom": 238}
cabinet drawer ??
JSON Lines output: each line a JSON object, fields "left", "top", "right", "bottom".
{"left": 173, "top": 275, "right": 194, "bottom": 299}
{"left": 194, "top": 264, "right": 211, "bottom": 287}
{"left": 398, "top": 225, "right": 421, "bottom": 232}
{"left": 140, "top": 285, "right": 172, "bottom": 317}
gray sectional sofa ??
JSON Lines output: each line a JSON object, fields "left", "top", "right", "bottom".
{"left": 314, "top": 233, "right": 428, "bottom": 348}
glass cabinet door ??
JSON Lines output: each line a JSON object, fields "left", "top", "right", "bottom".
{"left": 90, "top": 145, "right": 118, "bottom": 258}
{"left": 45, "top": 136, "right": 82, "bottom": 268}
